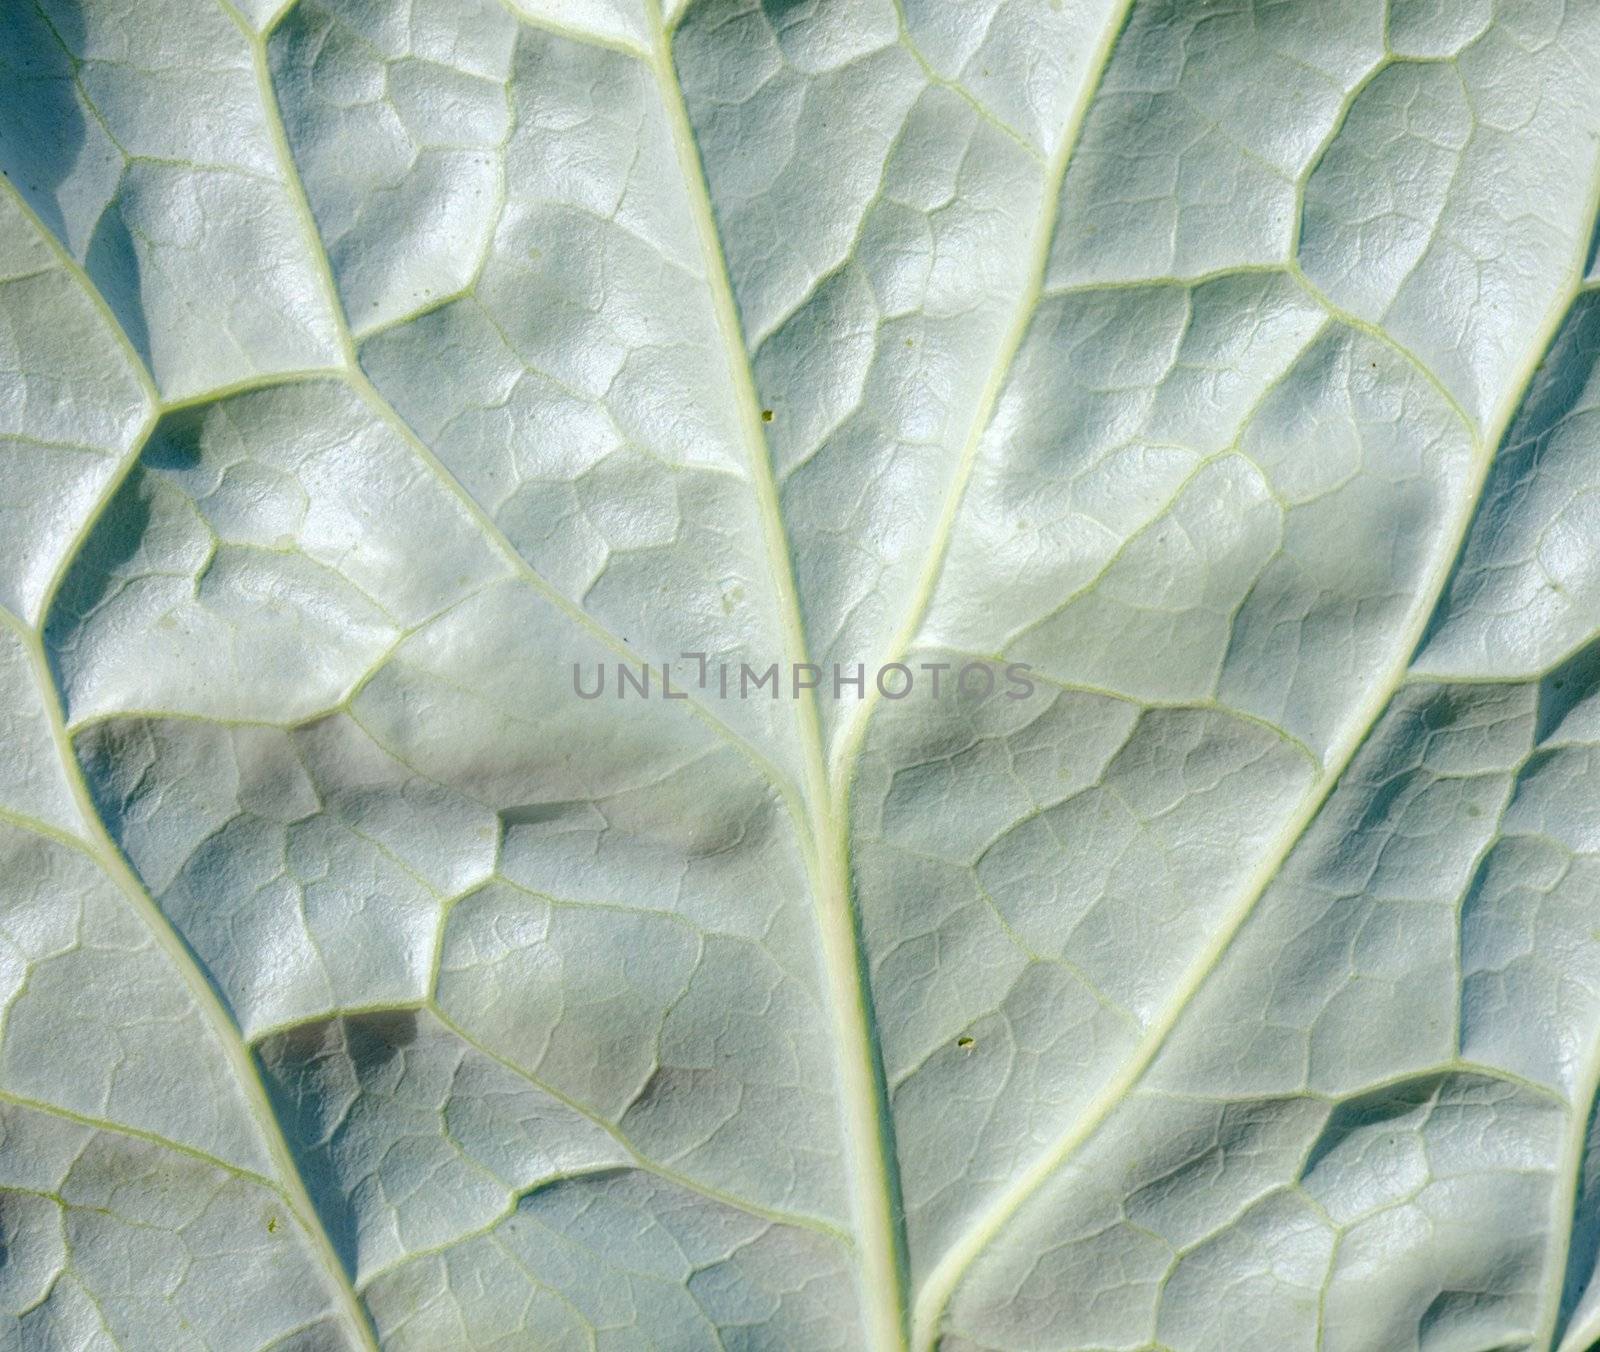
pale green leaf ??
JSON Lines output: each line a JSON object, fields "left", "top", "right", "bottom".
{"left": 2, "top": 0, "right": 1600, "bottom": 1348}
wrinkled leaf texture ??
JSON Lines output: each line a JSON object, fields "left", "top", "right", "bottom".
{"left": 2, "top": 0, "right": 1600, "bottom": 1349}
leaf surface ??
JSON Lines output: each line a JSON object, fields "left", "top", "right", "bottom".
{"left": 3, "top": 0, "right": 1600, "bottom": 1348}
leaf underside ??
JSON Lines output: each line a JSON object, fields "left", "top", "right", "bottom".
{"left": 3, "top": 0, "right": 1600, "bottom": 1349}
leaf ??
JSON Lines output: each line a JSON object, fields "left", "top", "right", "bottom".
{"left": 2, "top": 0, "right": 1600, "bottom": 1348}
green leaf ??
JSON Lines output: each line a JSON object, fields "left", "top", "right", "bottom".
{"left": 3, "top": 0, "right": 1600, "bottom": 1347}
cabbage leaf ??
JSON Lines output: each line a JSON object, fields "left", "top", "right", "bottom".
{"left": 3, "top": 0, "right": 1600, "bottom": 1348}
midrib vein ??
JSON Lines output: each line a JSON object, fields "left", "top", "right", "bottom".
{"left": 817, "top": 0, "right": 1141, "bottom": 1336}
{"left": 645, "top": 3, "right": 908, "bottom": 1348}
{"left": 909, "top": 134, "right": 1600, "bottom": 1352}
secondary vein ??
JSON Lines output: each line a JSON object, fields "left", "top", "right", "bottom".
{"left": 908, "top": 121, "right": 1600, "bottom": 1352}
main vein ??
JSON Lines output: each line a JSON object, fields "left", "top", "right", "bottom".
{"left": 644, "top": 3, "right": 909, "bottom": 1346}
